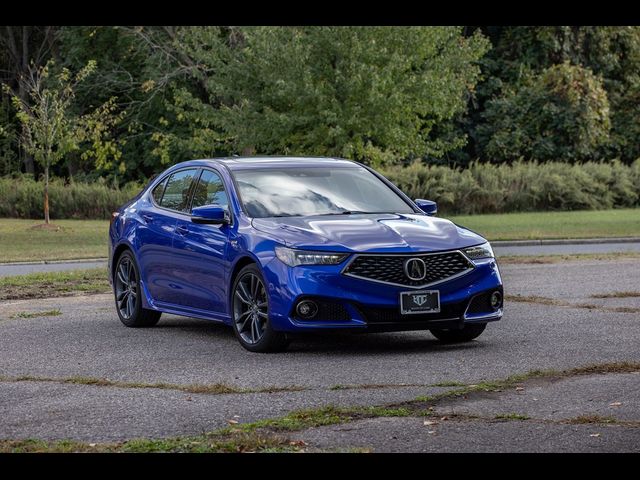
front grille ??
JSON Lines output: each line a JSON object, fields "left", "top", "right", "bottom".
{"left": 358, "top": 300, "right": 467, "bottom": 324}
{"left": 343, "top": 251, "right": 474, "bottom": 287}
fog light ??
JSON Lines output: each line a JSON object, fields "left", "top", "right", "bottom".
{"left": 490, "top": 291, "right": 502, "bottom": 309}
{"left": 296, "top": 300, "right": 318, "bottom": 319}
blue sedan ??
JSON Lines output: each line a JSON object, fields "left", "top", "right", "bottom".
{"left": 108, "top": 157, "right": 503, "bottom": 352}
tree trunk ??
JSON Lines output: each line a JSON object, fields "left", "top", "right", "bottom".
{"left": 20, "top": 26, "right": 35, "bottom": 177}
{"left": 20, "top": 149, "right": 35, "bottom": 176}
{"left": 67, "top": 156, "right": 78, "bottom": 178}
{"left": 21, "top": 156, "right": 35, "bottom": 175}
{"left": 44, "top": 165, "right": 50, "bottom": 224}
{"left": 17, "top": 89, "right": 35, "bottom": 176}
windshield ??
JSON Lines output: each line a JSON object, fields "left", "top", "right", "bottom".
{"left": 232, "top": 166, "right": 415, "bottom": 218}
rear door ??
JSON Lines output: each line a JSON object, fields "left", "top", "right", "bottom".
{"left": 137, "top": 168, "right": 199, "bottom": 305}
{"left": 171, "top": 168, "right": 232, "bottom": 313}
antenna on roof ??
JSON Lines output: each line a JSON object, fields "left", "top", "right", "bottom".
{"left": 232, "top": 154, "right": 239, "bottom": 157}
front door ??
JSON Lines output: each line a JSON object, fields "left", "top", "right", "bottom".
{"left": 171, "top": 169, "right": 231, "bottom": 314}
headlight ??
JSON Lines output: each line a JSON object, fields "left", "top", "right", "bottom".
{"left": 463, "top": 242, "right": 494, "bottom": 260}
{"left": 275, "top": 246, "right": 348, "bottom": 267}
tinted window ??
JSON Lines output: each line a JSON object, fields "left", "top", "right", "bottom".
{"left": 151, "top": 178, "right": 167, "bottom": 204}
{"left": 232, "top": 167, "right": 414, "bottom": 218}
{"left": 159, "top": 169, "right": 198, "bottom": 212}
{"left": 190, "top": 170, "right": 229, "bottom": 211}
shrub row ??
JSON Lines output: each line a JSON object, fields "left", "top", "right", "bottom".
{"left": 1, "top": 160, "right": 639, "bottom": 219}
{"left": 0, "top": 176, "right": 143, "bottom": 220}
{"left": 381, "top": 160, "right": 640, "bottom": 214}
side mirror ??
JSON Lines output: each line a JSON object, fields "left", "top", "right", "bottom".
{"left": 191, "top": 205, "right": 230, "bottom": 225}
{"left": 415, "top": 199, "right": 437, "bottom": 216}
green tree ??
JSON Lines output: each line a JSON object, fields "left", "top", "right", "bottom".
{"left": 0, "top": 96, "right": 20, "bottom": 176}
{"left": 58, "top": 26, "right": 171, "bottom": 183}
{"left": 0, "top": 26, "right": 59, "bottom": 175}
{"left": 470, "top": 26, "right": 640, "bottom": 162}
{"left": 5, "top": 60, "right": 122, "bottom": 223}
{"left": 154, "top": 26, "right": 489, "bottom": 166}
{"left": 478, "top": 63, "right": 610, "bottom": 162}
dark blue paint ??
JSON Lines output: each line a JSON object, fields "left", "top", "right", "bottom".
{"left": 108, "top": 157, "right": 503, "bottom": 333}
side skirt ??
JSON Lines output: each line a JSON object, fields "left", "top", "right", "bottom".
{"left": 140, "top": 280, "right": 231, "bottom": 325}
{"left": 153, "top": 302, "right": 231, "bottom": 324}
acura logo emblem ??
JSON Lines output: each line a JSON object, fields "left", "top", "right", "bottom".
{"left": 404, "top": 258, "right": 427, "bottom": 281}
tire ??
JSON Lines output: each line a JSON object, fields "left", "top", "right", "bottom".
{"left": 430, "top": 323, "right": 487, "bottom": 343}
{"left": 113, "top": 250, "right": 161, "bottom": 328}
{"left": 231, "top": 264, "right": 289, "bottom": 353}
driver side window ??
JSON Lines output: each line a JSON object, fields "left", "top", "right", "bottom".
{"left": 191, "top": 170, "right": 229, "bottom": 212}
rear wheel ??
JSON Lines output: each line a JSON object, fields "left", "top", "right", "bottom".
{"left": 430, "top": 323, "right": 486, "bottom": 343}
{"left": 231, "top": 264, "right": 288, "bottom": 353}
{"left": 114, "top": 250, "right": 161, "bottom": 328}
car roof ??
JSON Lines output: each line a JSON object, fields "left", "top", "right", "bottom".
{"left": 178, "top": 156, "right": 360, "bottom": 171}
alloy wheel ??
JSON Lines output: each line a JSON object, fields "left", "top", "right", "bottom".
{"left": 115, "top": 257, "right": 138, "bottom": 320}
{"left": 233, "top": 273, "right": 268, "bottom": 344}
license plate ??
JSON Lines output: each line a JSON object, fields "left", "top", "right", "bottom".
{"left": 400, "top": 290, "right": 440, "bottom": 315}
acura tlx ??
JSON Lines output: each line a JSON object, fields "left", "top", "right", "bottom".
{"left": 108, "top": 157, "right": 503, "bottom": 352}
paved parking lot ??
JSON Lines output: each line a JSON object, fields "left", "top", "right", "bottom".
{"left": 0, "top": 258, "right": 639, "bottom": 451}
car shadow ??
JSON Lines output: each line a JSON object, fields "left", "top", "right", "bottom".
{"left": 153, "top": 315, "right": 485, "bottom": 355}
{"left": 287, "top": 331, "right": 484, "bottom": 354}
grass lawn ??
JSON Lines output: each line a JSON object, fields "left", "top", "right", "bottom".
{"left": 497, "top": 252, "right": 640, "bottom": 264}
{"left": 446, "top": 208, "right": 640, "bottom": 241}
{"left": 0, "top": 219, "right": 109, "bottom": 263}
{"left": 0, "top": 268, "right": 109, "bottom": 301}
{"left": 0, "top": 208, "right": 639, "bottom": 262}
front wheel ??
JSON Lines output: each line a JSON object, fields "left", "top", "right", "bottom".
{"left": 231, "top": 264, "right": 288, "bottom": 353}
{"left": 114, "top": 250, "right": 161, "bottom": 328}
{"left": 430, "top": 323, "right": 486, "bottom": 343}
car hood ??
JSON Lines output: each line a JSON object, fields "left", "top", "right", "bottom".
{"left": 251, "top": 213, "right": 486, "bottom": 253}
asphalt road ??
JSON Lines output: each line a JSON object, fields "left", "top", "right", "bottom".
{"left": 0, "top": 260, "right": 107, "bottom": 277}
{"left": 494, "top": 241, "right": 640, "bottom": 256}
{"left": 0, "top": 258, "right": 639, "bottom": 451}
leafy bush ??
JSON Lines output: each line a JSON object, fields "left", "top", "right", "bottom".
{"left": 478, "top": 63, "right": 611, "bottom": 162}
{"left": 2, "top": 159, "right": 640, "bottom": 219}
{"left": 0, "top": 176, "right": 142, "bottom": 219}
{"left": 381, "top": 159, "right": 640, "bottom": 214}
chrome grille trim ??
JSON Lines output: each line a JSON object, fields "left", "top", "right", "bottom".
{"left": 341, "top": 250, "right": 475, "bottom": 289}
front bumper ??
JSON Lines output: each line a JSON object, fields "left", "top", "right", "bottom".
{"left": 262, "top": 255, "right": 503, "bottom": 333}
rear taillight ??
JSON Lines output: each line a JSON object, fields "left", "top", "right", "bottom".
{"left": 110, "top": 212, "right": 120, "bottom": 227}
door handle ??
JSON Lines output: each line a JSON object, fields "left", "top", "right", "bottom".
{"left": 142, "top": 213, "right": 155, "bottom": 224}
{"left": 175, "top": 225, "right": 189, "bottom": 236}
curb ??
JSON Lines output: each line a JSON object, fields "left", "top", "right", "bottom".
{"left": 0, "top": 258, "right": 108, "bottom": 267}
{"left": 492, "top": 237, "right": 640, "bottom": 247}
